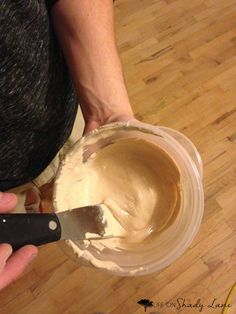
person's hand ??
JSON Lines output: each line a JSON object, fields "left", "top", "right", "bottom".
{"left": 0, "top": 192, "right": 38, "bottom": 291}
{"left": 83, "top": 110, "right": 135, "bottom": 135}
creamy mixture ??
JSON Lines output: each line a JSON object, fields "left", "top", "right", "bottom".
{"left": 54, "top": 127, "right": 181, "bottom": 273}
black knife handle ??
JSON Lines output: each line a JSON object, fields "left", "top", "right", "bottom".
{"left": 0, "top": 213, "right": 61, "bottom": 251}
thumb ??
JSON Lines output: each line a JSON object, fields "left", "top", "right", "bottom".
{"left": 83, "top": 120, "right": 100, "bottom": 136}
{"left": 0, "top": 192, "right": 17, "bottom": 212}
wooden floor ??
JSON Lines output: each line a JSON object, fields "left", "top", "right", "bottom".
{"left": 1, "top": 0, "right": 236, "bottom": 313}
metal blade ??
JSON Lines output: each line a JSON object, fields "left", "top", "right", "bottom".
{"left": 57, "top": 205, "right": 108, "bottom": 240}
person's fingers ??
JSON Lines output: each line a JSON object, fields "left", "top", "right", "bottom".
{"left": 83, "top": 115, "right": 135, "bottom": 135}
{"left": 0, "top": 245, "right": 38, "bottom": 291}
{"left": 0, "top": 192, "right": 17, "bottom": 212}
{"left": 83, "top": 120, "right": 100, "bottom": 135}
{"left": 0, "top": 244, "right": 13, "bottom": 273}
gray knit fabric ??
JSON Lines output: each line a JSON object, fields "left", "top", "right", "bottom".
{"left": 0, "top": 0, "right": 77, "bottom": 191}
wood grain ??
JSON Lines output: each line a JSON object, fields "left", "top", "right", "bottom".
{"left": 0, "top": 0, "right": 235, "bottom": 313}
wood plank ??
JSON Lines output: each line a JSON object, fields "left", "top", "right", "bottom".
{"left": 1, "top": 0, "right": 236, "bottom": 313}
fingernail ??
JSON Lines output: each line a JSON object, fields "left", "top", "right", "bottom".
{"left": 0, "top": 192, "right": 15, "bottom": 203}
{"left": 29, "top": 253, "right": 37, "bottom": 262}
{"left": 0, "top": 243, "right": 13, "bottom": 263}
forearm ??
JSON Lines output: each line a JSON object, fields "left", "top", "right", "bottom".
{"left": 51, "top": 0, "right": 133, "bottom": 127}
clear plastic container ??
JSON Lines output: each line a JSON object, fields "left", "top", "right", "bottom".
{"left": 53, "top": 121, "right": 204, "bottom": 276}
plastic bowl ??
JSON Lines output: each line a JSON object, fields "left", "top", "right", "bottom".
{"left": 53, "top": 121, "right": 204, "bottom": 276}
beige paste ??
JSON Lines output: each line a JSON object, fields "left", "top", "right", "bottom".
{"left": 54, "top": 127, "right": 181, "bottom": 272}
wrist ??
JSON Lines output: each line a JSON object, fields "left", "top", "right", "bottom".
{"left": 80, "top": 94, "right": 134, "bottom": 134}
{"left": 77, "top": 80, "right": 134, "bottom": 124}
{"left": 80, "top": 98, "right": 134, "bottom": 124}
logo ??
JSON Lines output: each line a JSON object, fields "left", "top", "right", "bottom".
{"left": 137, "top": 283, "right": 236, "bottom": 313}
{"left": 137, "top": 299, "right": 154, "bottom": 312}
